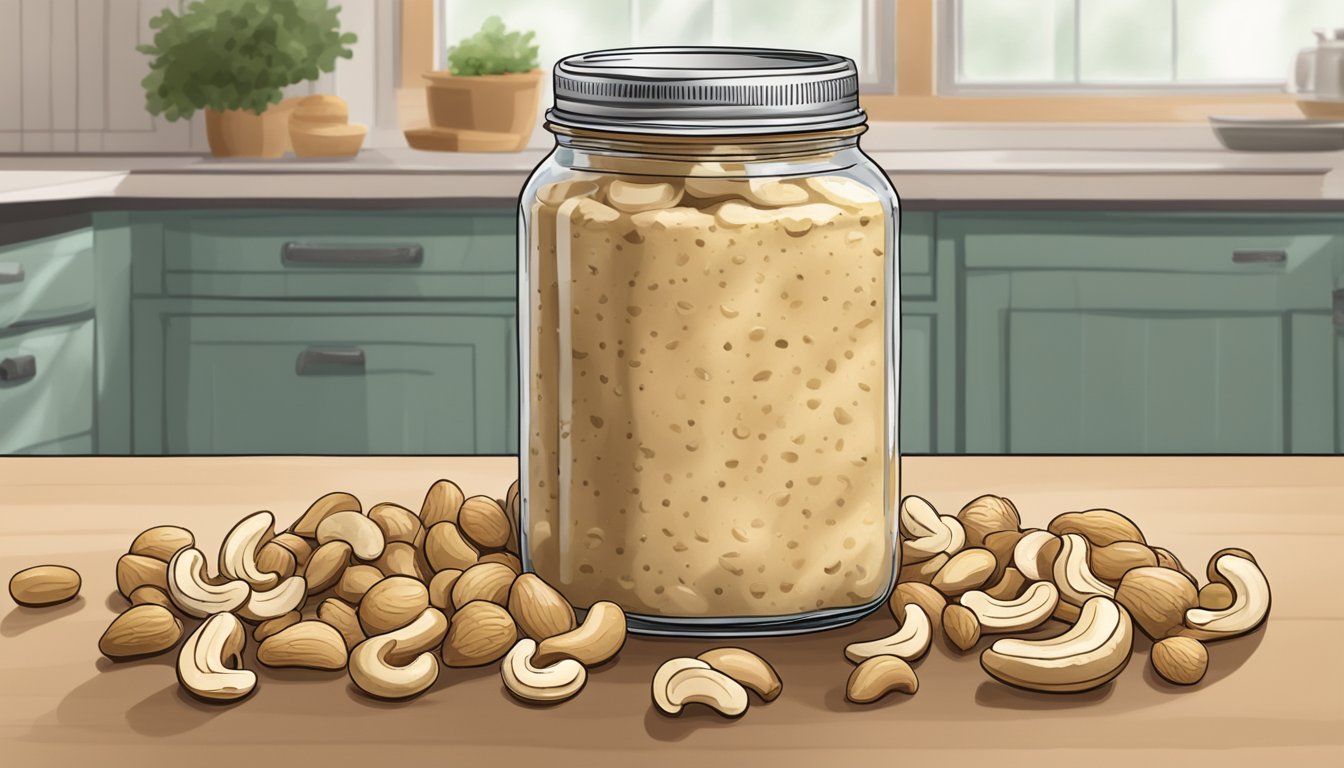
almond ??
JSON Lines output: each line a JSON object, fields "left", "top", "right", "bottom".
{"left": 359, "top": 576, "right": 430, "bottom": 636}
{"left": 479, "top": 551, "right": 522, "bottom": 574}
{"left": 1048, "top": 509, "right": 1146, "bottom": 547}
{"left": 420, "top": 479, "right": 465, "bottom": 528}
{"left": 317, "top": 598, "right": 365, "bottom": 651}
{"left": 442, "top": 601, "right": 516, "bottom": 667}
{"left": 372, "top": 541, "right": 422, "bottom": 579}
{"left": 290, "top": 491, "right": 361, "bottom": 538}
{"left": 253, "top": 611, "right": 301, "bottom": 642}
{"left": 424, "top": 522, "right": 479, "bottom": 571}
{"left": 128, "top": 526, "right": 194, "bottom": 562}
{"left": 1150, "top": 636, "right": 1208, "bottom": 685}
{"left": 930, "top": 548, "right": 996, "bottom": 596}
{"left": 9, "top": 565, "right": 81, "bottom": 607}
{"left": 333, "top": 564, "right": 383, "bottom": 604}
{"left": 1089, "top": 541, "right": 1157, "bottom": 584}
{"left": 128, "top": 585, "right": 174, "bottom": 610}
{"left": 115, "top": 554, "right": 168, "bottom": 599}
{"left": 428, "top": 569, "right": 463, "bottom": 613}
{"left": 1115, "top": 566, "right": 1197, "bottom": 640}
{"left": 508, "top": 573, "right": 576, "bottom": 640}
{"left": 942, "top": 604, "right": 981, "bottom": 652}
{"left": 458, "top": 496, "right": 511, "bottom": 550}
{"left": 99, "top": 604, "right": 183, "bottom": 660}
{"left": 256, "top": 541, "right": 297, "bottom": 579}
{"left": 269, "top": 533, "right": 314, "bottom": 568}
{"left": 368, "top": 503, "right": 423, "bottom": 545}
{"left": 303, "top": 541, "right": 352, "bottom": 595}
{"left": 451, "top": 562, "right": 515, "bottom": 609}
{"left": 956, "top": 495, "right": 1020, "bottom": 546}
{"left": 258, "top": 620, "right": 348, "bottom": 670}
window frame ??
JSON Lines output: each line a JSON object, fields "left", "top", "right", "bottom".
{"left": 937, "top": 0, "right": 1291, "bottom": 96}
{"left": 431, "top": 0, "right": 897, "bottom": 93}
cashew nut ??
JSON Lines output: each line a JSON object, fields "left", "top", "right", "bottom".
{"left": 1053, "top": 533, "right": 1116, "bottom": 605}
{"left": 959, "top": 581, "right": 1059, "bottom": 633}
{"left": 288, "top": 491, "right": 361, "bottom": 538}
{"left": 899, "top": 496, "right": 965, "bottom": 563}
{"left": 651, "top": 659, "right": 749, "bottom": 718}
{"left": 979, "top": 596, "right": 1134, "bottom": 693}
{"left": 844, "top": 603, "right": 932, "bottom": 663}
{"left": 1181, "top": 552, "right": 1270, "bottom": 642}
{"left": 348, "top": 607, "right": 448, "bottom": 700}
{"left": 166, "top": 547, "right": 250, "bottom": 618}
{"left": 218, "top": 510, "right": 280, "bottom": 590}
{"left": 177, "top": 612, "right": 256, "bottom": 703}
{"left": 845, "top": 655, "right": 918, "bottom": 704}
{"left": 501, "top": 638, "right": 587, "bottom": 703}
{"left": 1012, "top": 529, "right": 1061, "bottom": 581}
{"left": 606, "top": 179, "right": 683, "bottom": 213}
{"left": 237, "top": 575, "right": 306, "bottom": 622}
{"left": 532, "top": 600, "right": 626, "bottom": 667}
{"left": 315, "top": 510, "right": 385, "bottom": 561}
{"left": 697, "top": 647, "right": 782, "bottom": 702}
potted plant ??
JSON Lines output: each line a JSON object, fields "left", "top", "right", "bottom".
{"left": 139, "top": 0, "right": 357, "bottom": 158}
{"left": 422, "top": 16, "right": 541, "bottom": 151}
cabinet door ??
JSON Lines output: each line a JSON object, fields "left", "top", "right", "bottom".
{"left": 900, "top": 315, "right": 933, "bottom": 453}
{"left": 159, "top": 313, "right": 511, "bottom": 455}
{"left": 0, "top": 319, "right": 94, "bottom": 454}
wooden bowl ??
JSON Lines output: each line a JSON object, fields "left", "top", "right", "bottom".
{"left": 290, "top": 123, "right": 367, "bottom": 158}
{"left": 1296, "top": 99, "right": 1344, "bottom": 120}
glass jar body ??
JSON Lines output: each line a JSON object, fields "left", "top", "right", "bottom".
{"left": 518, "top": 131, "right": 900, "bottom": 636}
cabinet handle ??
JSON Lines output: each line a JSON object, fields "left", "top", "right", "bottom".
{"left": 0, "top": 355, "right": 36, "bottom": 384}
{"left": 282, "top": 242, "right": 424, "bottom": 267}
{"left": 1231, "top": 250, "right": 1287, "bottom": 264}
{"left": 1334, "top": 289, "right": 1344, "bottom": 332}
{"left": 0, "top": 263, "right": 24, "bottom": 284}
{"left": 295, "top": 347, "right": 367, "bottom": 376}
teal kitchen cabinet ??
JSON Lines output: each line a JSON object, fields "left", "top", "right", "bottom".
{"left": 952, "top": 212, "right": 1343, "bottom": 454}
{"left": 899, "top": 211, "right": 956, "bottom": 454}
{"left": 0, "top": 219, "right": 97, "bottom": 454}
{"left": 131, "top": 301, "right": 516, "bottom": 455}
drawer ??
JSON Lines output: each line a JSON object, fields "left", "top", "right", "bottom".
{"left": 0, "top": 228, "right": 94, "bottom": 330}
{"left": 160, "top": 312, "right": 511, "bottom": 454}
{"left": 0, "top": 319, "right": 95, "bottom": 453}
{"left": 899, "top": 212, "right": 934, "bottom": 299}
{"left": 149, "top": 210, "right": 515, "bottom": 299}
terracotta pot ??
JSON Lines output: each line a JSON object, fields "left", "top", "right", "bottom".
{"left": 204, "top": 102, "right": 297, "bottom": 158}
{"left": 422, "top": 69, "right": 542, "bottom": 151}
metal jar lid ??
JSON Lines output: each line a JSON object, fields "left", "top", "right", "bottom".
{"left": 547, "top": 47, "right": 865, "bottom": 136}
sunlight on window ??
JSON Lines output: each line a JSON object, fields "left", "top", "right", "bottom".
{"left": 1177, "top": 0, "right": 1340, "bottom": 82}
{"left": 1079, "top": 0, "right": 1172, "bottom": 82}
{"left": 961, "top": 0, "right": 1075, "bottom": 82}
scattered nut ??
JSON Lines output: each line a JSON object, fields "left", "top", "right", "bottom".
{"left": 115, "top": 554, "right": 168, "bottom": 599}
{"left": 983, "top": 567, "right": 1028, "bottom": 601}
{"left": 1150, "top": 636, "right": 1208, "bottom": 686}
{"left": 1089, "top": 540, "right": 1157, "bottom": 584}
{"left": 652, "top": 659, "right": 749, "bottom": 718}
{"left": 316, "top": 510, "right": 385, "bottom": 562}
{"left": 1115, "top": 566, "right": 1198, "bottom": 640}
{"left": 890, "top": 582, "right": 947, "bottom": 635}
{"left": 442, "top": 600, "right": 517, "bottom": 667}
{"left": 129, "top": 526, "right": 194, "bottom": 562}
{"left": 99, "top": 604, "right": 183, "bottom": 660}
{"left": 509, "top": 573, "right": 577, "bottom": 640}
{"left": 428, "top": 569, "right": 463, "bottom": 613}
{"left": 1053, "top": 533, "right": 1117, "bottom": 606}
{"left": 258, "top": 620, "right": 349, "bottom": 671}
{"left": 9, "top": 565, "right": 81, "bottom": 607}
{"left": 1198, "top": 582, "right": 1234, "bottom": 610}
{"left": 424, "top": 522, "right": 480, "bottom": 572}
{"left": 359, "top": 575, "right": 430, "bottom": 636}
{"left": 255, "top": 541, "right": 297, "bottom": 580}
{"left": 1180, "top": 551, "right": 1270, "bottom": 642}
{"left": 367, "top": 503, "right": 423, "bottom": 545}
{"left": 458, "top": 496, "right": 511, "bottom": 550}
{"left": 1048, "top": 509, "right": 1146, "bottom": 547}
{"left": 166, "top": 547, "right": 250, "bottom": 618}
{"left": 218, "top": 511, "right": 281, "bottom": 590}
{"left": 177, "top": 612, "right": 256, "bottom": 703}
{"left": 957, "top": 494, "right": 1020, "bottom": 546}
{"left": 845, "top": 655, "right": 918, "bottom": 704}
{"left": 316, "top": 598, "right": 365, "bottom": 651}
{"left": 420, "top": 479, "right": 466, "bottom": 527}
{"left": 698, "top": 647, "right": 782, "bottom": 701}
{"left": 532, "top": 601, "right": 627, "bottom": 667}
{"left": 958, "top": 581, "right": 1059, "bottom": 634}
{"left": 333, "top": 564, "right": 383, "bottom": 604}
{"left": 845, "top": 604, "right": 932, "bottom": 663}
{"left": 289, "top": 491, "right": 361, "bottom": 538}
{"left": 237, "top": 576, "right": 306, "bottom": 622}
{"left": 253, "top": 611, "right": 301, "bottom": 642}
{"left": 943, "top": 604, "right": 982, "bottom": 651}
{"left": 451, "top": 562, "right": 516, "bottom": 609}
{"left": 349, "top": 607, "right": 448, "bottom": 700}
{"left": 269, "top": 532, "right": 314, "bottom": 567}
{"left": 128, "top": 585, "right": 174, "bottom": 610}
{"left": 302, "top": 540, "right": 352, "bottom": 595}
{"left": 980, "top": 596, "right": 1133, "bottom": 693}
{"left": 930, "top": 547, "right": 996, "bottom": 596}
{"left": 1011, "top": 530, "right": 1061, "bottom": 582}
{"left": 502, "top": 638, "right": 588, "bottom": 703}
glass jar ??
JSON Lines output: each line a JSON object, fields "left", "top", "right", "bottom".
{"left": 519, "top": 48, "right": 899, "bottom": 636}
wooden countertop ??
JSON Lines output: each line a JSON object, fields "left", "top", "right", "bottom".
{"left": 1, "top": 456, "right": 1339, "bottom": 766}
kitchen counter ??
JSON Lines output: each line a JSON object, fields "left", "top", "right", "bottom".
{"left": 1, "top": 140, "right": 1344, "bottom": 208}
{"left": 0, "top": 456, "right": 1338, "bottom": 766}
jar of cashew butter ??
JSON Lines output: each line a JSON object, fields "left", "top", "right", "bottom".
{"left": 519, "top": 47, "right": 899, "bottom": 636}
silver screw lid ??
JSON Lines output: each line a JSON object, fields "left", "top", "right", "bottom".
{"left": 548, "top": 47, "right": 865, "bottom": 136}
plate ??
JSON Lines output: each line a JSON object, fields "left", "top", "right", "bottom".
{"left": 1209, "top": 116, "right": 1344, "bottom": 152}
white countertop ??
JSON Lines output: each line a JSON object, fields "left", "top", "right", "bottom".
{"left": 2, "top": 123, "right": 1343, "bottom": 206}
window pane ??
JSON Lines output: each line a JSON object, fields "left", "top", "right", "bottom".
{"left": 712, "top": 0, "right": 864, "bottom": 63}
{"left": 1079, "top": 0, "right": 1174, "bottom": 82}
{"left": 635, "top": 0, "right": 714, "bottom": 47}
{"left": 960, "top": 0, "right": 1076, "bottom": 82}
{"left": 1177, "top": 0, "right": 1341, "bottom": 82}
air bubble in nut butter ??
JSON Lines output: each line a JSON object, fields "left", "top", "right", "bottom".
{"left": 518, "top": 48, "right": 899, "bottom": 636}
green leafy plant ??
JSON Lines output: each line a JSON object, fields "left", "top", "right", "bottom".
{"left": 139, "top": 0, "right": 357, "bottom": 120}
{"left": 447, "top": 16, "right": 539, "bottom": 76}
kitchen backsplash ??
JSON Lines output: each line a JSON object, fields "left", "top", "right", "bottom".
{"left": 0, "top": 0, "right": 401, "bottom": 153}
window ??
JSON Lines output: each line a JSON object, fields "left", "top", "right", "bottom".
{"left": 945, "top": 0, "right": 1340, "bottom": 92}
{"left": 436, "top": 0, "right": 894, "bottom": 91}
